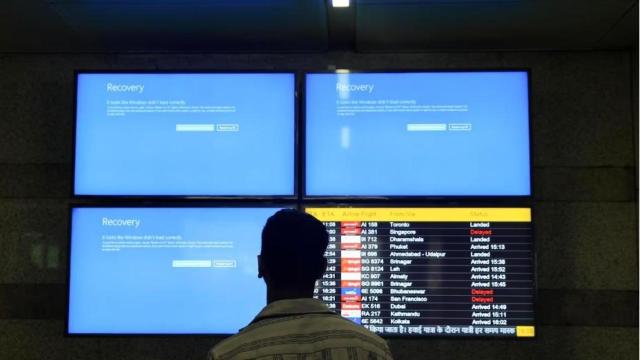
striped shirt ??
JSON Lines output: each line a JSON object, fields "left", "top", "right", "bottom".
{"left": 209, "top": 298, "right": 393, "bottom": 360}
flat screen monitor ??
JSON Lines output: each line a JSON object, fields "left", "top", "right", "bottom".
{"left": 74, "top": 73, "right": 295, "bottom": 196}
{"left": 68, "top": 206, "right": 285, "bottom": 334}
{"left": 306, "top": 206, "right": 535, "bottom": 338}
{"left": 305, "top": 71, "right": 531, "bottom": 196}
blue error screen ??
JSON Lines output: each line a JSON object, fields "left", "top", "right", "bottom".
{"left": 68, "top": 207, "right": 284, "bottom": 334}
{"left": 305, "top": 72, "right": 531, "bottom": 196}
{"left": 74, "top": 73, "right": 295, "bottom": 196}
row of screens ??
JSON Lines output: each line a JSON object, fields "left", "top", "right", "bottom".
{"left": 69, "top": 206, "right": 535, "bottom": 338}
{"left": 75, "top": 71, "right": 531, "bottom": 197}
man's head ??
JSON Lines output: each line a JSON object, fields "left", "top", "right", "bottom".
{"left": 259, "top": 209, "right": 329, "bottom": 292}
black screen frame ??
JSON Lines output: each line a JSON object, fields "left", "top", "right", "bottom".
{"left": 71, "top": 70, "right": 299, "bottom": 200}
{"left": 66, "top": 67, "right": 537, "bottom": 340}
{"left": 301, "top": 69, "right": 534, "bottom": 201}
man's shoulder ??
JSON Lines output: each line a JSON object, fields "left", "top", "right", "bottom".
{"left": 209, "top": 313, "right": 391, "bottom": 360}
{"left": 327, "top": 315, "right": 388, "bottom": 344}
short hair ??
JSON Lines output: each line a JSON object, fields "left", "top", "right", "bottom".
{"left": 261, "top": 209, "right": 329, "bottom": 286}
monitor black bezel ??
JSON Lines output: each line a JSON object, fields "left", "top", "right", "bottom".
{"left": 65, "top": 201, "right": 299, "bottom": 337}
{"left": 71, "top": 70, "right": 299, "bottom": 200}
{"left": 300, "top": 201, "right": 538, "bottom": 340}
{"left": 301, "top": 69, "right": 534, "bottom": 200}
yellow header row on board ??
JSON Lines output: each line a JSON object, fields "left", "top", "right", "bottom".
{"left": 305, "top": 208, "right": 531, "bottom": 222}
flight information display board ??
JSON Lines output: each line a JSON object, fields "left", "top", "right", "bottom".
{"left": 307, "top": 207, "right": 535, "bottom": 338}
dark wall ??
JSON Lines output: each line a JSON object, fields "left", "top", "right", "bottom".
{"left": 0, "top": 51, "right": 637, "bottom": 360}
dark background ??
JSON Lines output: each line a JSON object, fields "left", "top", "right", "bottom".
{"left": 0, "top": 1, "right": 638, "bottom": 359}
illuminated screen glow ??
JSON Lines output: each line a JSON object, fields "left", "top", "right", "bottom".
{"left": 74, "top": 73, "right": 295, "bottom": 196}
{"left": 68, "top": 207, "right": 284, "bottom": 334}
{"left": 305, "top": 71, "right": 531, "bottom": 196}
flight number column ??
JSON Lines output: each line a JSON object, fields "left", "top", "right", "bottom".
{"left": 359, "top": 221, "right": 385, "bottom": 328}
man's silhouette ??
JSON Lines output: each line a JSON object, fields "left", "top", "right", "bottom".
{"left": 209, "top": 209, "right": 393, "bottom": 360}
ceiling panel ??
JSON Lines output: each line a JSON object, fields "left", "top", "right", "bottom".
{"left": 49, "top": 0, "right": 328, "bottom": 52}
{"left": 356, "top": 0, "right": 637, "bottom": 51}
{"left": 0, "top": 1, "right": 94, "bottom": 52}
{"left": 0, "top": 0, "right": 636, "bottom": 52}
{"left": 598, "top": 2, "right": 638, "bottom": 49}
{"left": 0, "top": 0, "right": 328, "bottom": 52}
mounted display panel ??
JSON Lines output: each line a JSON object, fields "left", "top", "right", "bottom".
{"left": 305, "top": 71, "right": 531, "bottom": 197}
{"left": 67, "top": 206, "right": 287, "bottom": 334}
{"left": 74, "top": 72, "right": 295, "bottom": 196}
{"left": 306, "top": 206, "right": 536, "bottom": 338}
